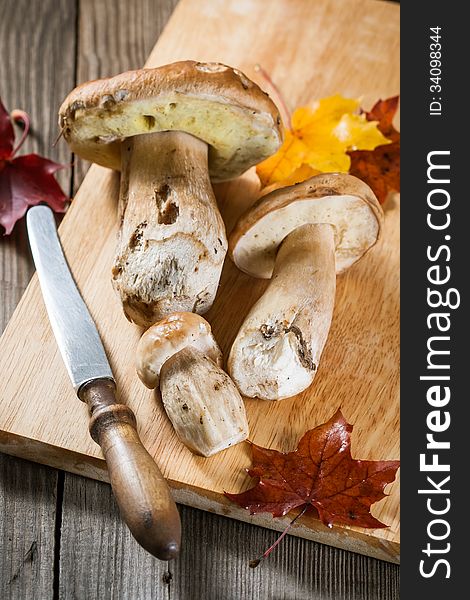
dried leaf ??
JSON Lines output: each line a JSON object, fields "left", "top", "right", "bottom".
{"left": 0, "top": 98, "right": 68, "bottom": 235}
{"left": 0, "top": 98, "right": 15, "bottom": 159}
{"left": 256, "top": 95, "right": 390, "bottom": 188}
{"left": 225, "top": 409, "right": 399, "bottom": 529}
{"left": 349, "top": 96, "right": 400, "bottom": 203}
{"left": 366, "top": 96, "right": 400, "bottom": 141}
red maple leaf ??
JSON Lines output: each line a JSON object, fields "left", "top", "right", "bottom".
{"left": 349, "top": 96, "right": 400, "bottom": 204}
{"left": 225, "top": 409, "right": 399, "bottom": 529}
{"left": 0, "top": 98, "right": 68, "bottom": 235}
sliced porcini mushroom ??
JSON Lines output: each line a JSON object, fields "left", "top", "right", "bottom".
{"left": 59, "top": 61, "right": 282, "bottom": 327}
{"left": 136, "top": 312, "right": 249, "bottom": 457}
{"left": 227, "top": 172, "right": 383, "bottom": 401}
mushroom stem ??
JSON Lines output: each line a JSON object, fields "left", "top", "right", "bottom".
{"left": 160, "top": 346, "right": 249, "bottom": 457}
{"left": 112, "top": 130, "right": 228, "bottom": 327}
{"left": 228, "top": 223, "right": 336, "bottom": 400}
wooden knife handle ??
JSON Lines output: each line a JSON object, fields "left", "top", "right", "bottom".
{"left": 79, "top": 378, "right": 181, "bottom": 560}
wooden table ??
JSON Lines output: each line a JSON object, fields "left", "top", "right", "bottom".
{"left": 0, "top": 1, "right": 400, "bottom": 598}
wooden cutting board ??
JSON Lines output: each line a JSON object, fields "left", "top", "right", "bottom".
{"left": 0, "top": 0, "right": 400, "bottom": 563}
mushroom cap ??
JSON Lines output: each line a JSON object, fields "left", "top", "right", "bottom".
{"left": 229, "top": 172, "right": 383, "bottom": 278}
{"left": 136, "top": 312, "right": 223, "bottom": 389}
{"left": 59, "top": 61, "right": 282, "bottom": 182}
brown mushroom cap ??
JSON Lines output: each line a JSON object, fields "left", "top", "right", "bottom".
{"left": 59, "top": 61, "right": 282, "bottom": 182}
{"left": 229, "top": 172, "right": 383, "bottom": 278}
{"left": 136, "top": 312, "right": 223, "bottom": 389}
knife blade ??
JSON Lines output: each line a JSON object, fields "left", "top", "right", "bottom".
{"left": 26, "top": 205, "right": 181, "bottom": 560}
{"left": 27, "top": 206, "right": 113, "bottom": 391}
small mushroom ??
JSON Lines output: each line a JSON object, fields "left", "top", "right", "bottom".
{"left": 136, "top": 312, "right": 249, "bottom": 457}
{"left": 227, "top": 173, "right": 383, "bottom": 400}
{"left": 59, "top": 61, "right": 282, "bottom": 327}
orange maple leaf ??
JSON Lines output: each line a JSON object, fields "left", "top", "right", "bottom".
{"left": 349, "top": 96, "right": 400, "bottom": 204}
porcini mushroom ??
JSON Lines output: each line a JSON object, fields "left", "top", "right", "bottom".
{"left": 227, "top": 172, "right": 383, "bottom": 400}
{"left": 136, "top": 312, "right": 248, "bottom": 457}
{"left": 59, "top": 61, "right": 282, "bottom": 327}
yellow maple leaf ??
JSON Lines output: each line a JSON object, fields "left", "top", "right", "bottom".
{"left": 257, "top": 95, "right": 391, "bottom": 188}
{"left": 259, "top": 164, "right": 320, "bottom": 197}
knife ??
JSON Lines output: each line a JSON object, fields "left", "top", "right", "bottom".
{"left": 26, "top": 205, "right": 181, "bottom": 560}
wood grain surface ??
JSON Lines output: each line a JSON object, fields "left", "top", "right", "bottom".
{"left": 60, "top": 473, "right": 400, "bottom": 600}
{"left": 0, "top": 0, "right": 400, "bottom": 597}
{"left": 0, "top": 0, "right": 400, "bottom": 563}
{"left": 0, "top": 2, "right": 77, "bottom": 598}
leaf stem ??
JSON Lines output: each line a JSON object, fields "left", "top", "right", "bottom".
{"left": 52, "top": 129, "right": 64, "bottom": 148}
{"left": 254, "top": 64, "right": 292, "bottom": 131}
{"left": 10, "top": 109, "right": 30, "bottom": 156}
{"left": 249, "top": 505, "right": 309, "bottom": 568}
